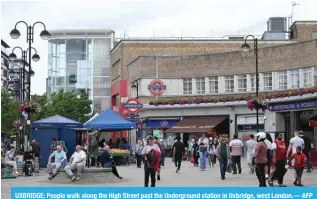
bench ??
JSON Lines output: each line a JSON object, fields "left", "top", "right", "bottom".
{"left": 50, "top": 167, "right": 120, "bottom": 184}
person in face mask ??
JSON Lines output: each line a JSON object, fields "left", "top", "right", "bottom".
{"left": 269, "top": 133, "right": 287, "bottom": 187}
{"left": 254, "top": 132, "right": 268, "bottom": 187}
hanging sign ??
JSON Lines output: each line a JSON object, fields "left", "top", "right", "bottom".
{"left": 148, "top": 79, "right": 166, "bottom": 95}
{"left": 122, "top": 98, "right": 143, "bottom": 114}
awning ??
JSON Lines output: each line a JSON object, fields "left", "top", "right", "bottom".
{"left": 309, "top": 115, "right": 317, "bottom": 127}
{"left": 165, "top": 116, "right": 228, "bottom": 133}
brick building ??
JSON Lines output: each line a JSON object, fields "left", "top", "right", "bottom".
{"left": 110, "top": 21, "right": 317, "bottom": 146}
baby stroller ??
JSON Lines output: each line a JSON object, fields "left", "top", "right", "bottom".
{"left": 23, "top": 159, "right": 35, "bottom": 176}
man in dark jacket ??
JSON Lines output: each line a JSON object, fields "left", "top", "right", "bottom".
{"left": 299, "top": 131, "right": 312, "bottom": 172}
{"left": 31, "top": 139, "right": 40, "bottom": 170}
{"left": 172, "top": 136, "right": 185, "bottom": 173}
{"left": 100, "top": 145, "right": 122, "bottom": 179}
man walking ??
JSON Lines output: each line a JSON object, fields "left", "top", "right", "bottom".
{"left": 287, "top": 131, "right": 304, "bottom": 160}
{"left": 246, "top": 134, "right": 256, "bottom": 174}
{"left": 269, "top": 133, "right": 287, "bottom": 187}
{"left": 229, "top": 134, "right": 243, "bottom": 174}
{"left": 172, "top": 136, "right": 185, "bottom": 173}
{"left": 299, "top": 131, "right": 312, "bottom": 172}
{"left": 31, "top": 139, "right": 40, "bottom": 171}
{"left": 47, "top": 145, "right": 67, "bottom": 180}
{"left": 216, "top": 138, "right": 230, "bottom": 180}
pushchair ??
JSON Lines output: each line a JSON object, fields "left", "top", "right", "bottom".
{"left": 23, "top": 159, "right": 35, "bottom": 176}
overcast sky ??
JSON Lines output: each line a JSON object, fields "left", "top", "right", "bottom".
{"left": 1, "top": 0, "right": 317, "bottom": 95}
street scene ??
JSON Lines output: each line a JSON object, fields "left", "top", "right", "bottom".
{"left": 1, "top": 0, "right": 317, "bottom": 198}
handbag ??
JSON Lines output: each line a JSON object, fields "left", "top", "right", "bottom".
{"left": 226, "top": 160, "right": 232, "bottom": 173}
{"left": 190, "top": 154, "right": 195, "bottom": 163}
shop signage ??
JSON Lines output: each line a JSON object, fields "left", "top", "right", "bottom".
{"left": 146, "top": 120, "right": 179, "bottom": 128}
{"left": 148, "top": 79, "right": 166, "bottom": 95}
{"left": 126, "top": 113, "right": 140, "bottom": 123}
{"left": 122, "top": 98, "right": 143, "bottom": 114}
{"left": 268, "top": 100, "right": 317, "bottom": 112}
{"left": 160, "top": 121, "right": 169, "bottom": 126}
{"left": 173, "top": 125, "right": 196, "bottom": 129}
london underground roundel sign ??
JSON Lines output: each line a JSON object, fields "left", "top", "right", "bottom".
{"left": 122, "top": 98, "right": 143, "bottom": 114}
{"left": 148, "top": 79, "right": 166, "bottom": 95}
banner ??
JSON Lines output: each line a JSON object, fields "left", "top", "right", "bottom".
{"left": 11, "top": 187, "right": 316, "bottom": 199}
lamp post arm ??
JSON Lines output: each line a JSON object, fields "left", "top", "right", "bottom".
{"left": 14, "top": 21, "right": 29, "bottom": 43}
{"left": 32, "top": 21, "right": 47, "bottom": 30}
{"left": 26, "top": 47, "right": 38, "bottom": 56}
{"left": 12, "top": 46, "right": 23, "bottom": 54}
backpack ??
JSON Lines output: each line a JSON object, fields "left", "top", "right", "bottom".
{"left": 145, "top": 149, "right": 157, "bottom": 166}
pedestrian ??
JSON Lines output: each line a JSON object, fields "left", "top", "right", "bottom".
{"left": 4, "top": 146, "right": 19, "bottom": 175}
{"left": 246, "top": 134, "right": 256, "bottom": 174}
{"left": 47, "top": 145, "right": 67, "bottom": 180}
{"left": 286, "top": 131, "right": 304, "bottom": 160}
{"left": 229, "top": 134, "right": 243, "bottom": 174}
{"left": 254, "top": 132, "right": 268, "bottom": 187}
{"left": 299, "top": 131, "right": 312, "bottom": 173}
{"left": 50, "top": 138, "right": 60, "bottom": 154}
{"left": 198, "top": 134, "right": 208, "bottom": 171}
{"left": 269, "top": 133, "right": 287, "bottom": 187}
{"left": 134, "top": 140, "right": 144, "bottom": 168}
{"left": 154, "top": 136, "right": 165, "bottom": 180}
{"left": 159, "top": 139, "right": 166, "bottom": 167}
{"left": 216, "top": 138, "right": 230, "bottom": 180}
{"left": 207, "top": 138, "right": 216, "bottom": 167}
{"left": 288, "top": 146, "right": 306, "bottom": 186}
{"left": 30, "top": 139, "right": 40, "bottom": 169}
{"left": 172, "top": 136, "right": 185, "bottom": 173}
{"left": 141, "top": 136, "right": 161, "bottom": 187}
{"left": 264, "top": 133, "right": 273, "bottom": 179}
{"left": 192, "top": 139, "right": 199, "bottom": 167}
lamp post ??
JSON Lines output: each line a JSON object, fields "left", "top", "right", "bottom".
{"left": 9, "top": 46, "right": 39, "bottom": 101}
{"left": 9, "top": 21, "right": 50, "bottom": 101}
{"left": 131, "top": 81, "right": 139, "bottom": 99}
{"left": 241, "top": 35, "right": 259, "bottom": 132}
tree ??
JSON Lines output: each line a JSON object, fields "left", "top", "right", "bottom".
{"left": 41, "top": 91, "right": 92, "bottom": 123}
{"left": 1, "top": 89, "right": 19, "bottom": 136}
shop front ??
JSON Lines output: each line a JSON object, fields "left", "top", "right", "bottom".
{"left": 236, "top": 114, "right": 265, "bottom": 140}
{"left": 142, "top": 118, "right": 180, "bottom": 141}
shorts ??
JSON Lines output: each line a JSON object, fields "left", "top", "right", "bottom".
{"left": 295, "top": 167, "right": 304, "bottom": 178}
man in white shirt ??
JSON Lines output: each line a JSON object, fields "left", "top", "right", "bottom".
{"left": 229, "top": 134, "right": 244, "bottom": 174}
{"left": 287, "top": 131, "right": 304, "bottom": 159}
{"left": 64, "top": 145, "right": 87, "bottom": 181}
{"left": 246, "top": 134, "right": 256, "bottom": 173}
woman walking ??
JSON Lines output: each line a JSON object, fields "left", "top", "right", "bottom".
{"left": 198, "top": 134, "right": 208, "bottom": 171}
{"left": 134, "top": 140, "right": 144, "bottom": 168}
{"left": 254, "top": 132, "right": 268, "bottom": 187}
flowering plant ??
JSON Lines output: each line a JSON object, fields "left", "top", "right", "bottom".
{"left": 247, "top": 98, "right": 267, "bottom": 111}
{"left": 20, "top": 101, "right": 40, "bottom": 113}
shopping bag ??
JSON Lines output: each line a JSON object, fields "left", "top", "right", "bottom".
{"left": 226, "top": 160, "right": 232, "bottom": 173}
{"left": 190, "top": 155, "right": 195, "bottom": 163}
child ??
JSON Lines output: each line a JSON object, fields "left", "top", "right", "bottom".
{"left": 288, "top": 146, "right": 306, "bottom": 186}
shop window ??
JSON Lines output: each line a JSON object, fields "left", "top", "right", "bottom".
{"left": 289, "top": 69, "right": 299, "bottom": 88}
{"left": 209, "top": 77, "right": 218, "bottom": 93}
{"left": 278, "top": 71, "right": 287, "bottom": 90}
{"left": 183, "top": 78, "right": 192, "bottom": 95}
{"left": 302, "top": 68, "right": 312, "bottom": 88}
{"left": 263, "top": 72, "right": 272, "bottom": 91}
{"left": 237, "top": 75, "right": 247, "bottom": 92}
{"left": 224, "top": 75, "right": 234, "bottom": 93}
{"left": 196, "top": 77, "right": 205, "bottom": 94}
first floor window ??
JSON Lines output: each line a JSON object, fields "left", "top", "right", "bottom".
{"left": 237, "top": 75, "right": 247, "bottom": 92}
{"left": 196, "top": 77, "right": 205, "bottom": 94}
{"left": 289, "top": 69, "right": 299, "bottom": 88}
{"left": 278, "top": 71, "right": 287, "bottom": 90}
{"left": 183, "top": 78, "right": 192, "bottom": 95}
{"left": 250, "top": 74, "right": 256, "bottom": 92}
{"left": 263, "top": 72, "right": 272, "bottom": 91}
{"left": 224, "top": 76, "right": 234, "bottom": 93}
{"left": 209, "top": 77, "right": 218, "bottom": 93}
{"left": 302, "top": 68, "right": 312, "bottom": 88}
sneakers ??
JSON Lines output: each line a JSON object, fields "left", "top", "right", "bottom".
{"left": 238, "top": 169, "right": 242, "bottom": 174}
{"left": 75, "top": 176, "right": 81, "bottom": 181}
{"left": 221, "top": 176, "right": 225, "bottom": 180}
{"left": 265, "top": 174, "right": 269, "bottom": 179}
{"left": 14, "top": 171, "right": 19, "bottom": 175}
{"left": 176, "top": 168, "right": 179, "bottom": 173}
{"left": 71, "top": 175, "right": 76, "bottom": 182}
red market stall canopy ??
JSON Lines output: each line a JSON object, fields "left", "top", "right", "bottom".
{"left": 309, "top": 115, "right": 317, "bottom": 127}
{"left": 165, "top": 116, "right": 228, "bottom": 133}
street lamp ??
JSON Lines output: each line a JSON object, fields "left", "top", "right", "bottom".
{"left": 8, "top": 64, "right": 23, "bottom": 103}
{"left": 8, "top": 46, "right": 40, "bottom": 101}
{"left": 9, "top": 21, "right": 50, "bottom": 101}
{"left": 241, "top": 35, "right": 259, "bottom": 132}
{"left": 131, "top": 82, "right": 139, "bottom": 99}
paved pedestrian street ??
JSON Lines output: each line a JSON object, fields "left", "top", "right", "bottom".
{"left": 1, "top": 159, "right": 316, "bottom": 199}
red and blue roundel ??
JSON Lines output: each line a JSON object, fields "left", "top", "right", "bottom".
{"left": 148, "top": 79, "right": 166, "bottom": 95}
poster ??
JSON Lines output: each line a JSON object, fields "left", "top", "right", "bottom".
{"left": 153, "top": 129, "right": 163, "bottom": 140}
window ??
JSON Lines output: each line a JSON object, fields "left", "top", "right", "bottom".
{"left": 263, "top": 73, "right": 272, "bottom": 91}
{"left": 209, "top": 77, "right": 218, "bottom": 93}
{"left": 224, "top": 76, "right": 234, "bottom": 93}
{"left": 183, "top": 78, "right": 192, "bottom": 95}
{"left": 196, "top": 77, "right": 205, "bottom": 94}
{"left": 250, "top": 74, "right": 256, "bottom": 92}
{"left": 278, "top": 71, "right": 287, "bottom": 90}
{"left": 302, "top": 68, "right": 312, "bottom": 88}
{"left": 289, "top": 69, "right": 299, "bottom": 88}
{"left": 237, "top": 75, "right": 247, "bottom": 92}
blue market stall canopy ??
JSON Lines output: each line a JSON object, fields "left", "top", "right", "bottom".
{"left": 83, "top": 108, "right": 135, "bottom": 130}
{"left": 32, "top": 115, "right": 83, "bottom": 129}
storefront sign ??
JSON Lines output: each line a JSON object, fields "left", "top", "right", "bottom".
{"left": 122, "top": 98, "right": 143, "bottom": 114}
{"left": 146, "top": 120, "right": 179, "bottom": 128}
{"left": 153, "top": 129, "right": 164, "bottom": 140}
{"left": 173, "top": 125, "right": 196, "bottom": 128}
{"left": 148, "top": 79, "right": 166, "bottom": 95}
{"left": 268, "top": 100, "right": 317, "bottom": 111}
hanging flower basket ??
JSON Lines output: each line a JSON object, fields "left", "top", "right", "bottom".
{"left": 247, "top": 98, "right": 267, "bottom": 111}
{"left": 20, "top": 101, "right": 40, "bottom": 113}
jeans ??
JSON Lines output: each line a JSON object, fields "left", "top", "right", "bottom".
{"left": 219, "top": 156, "right": 228, "bottom": 178}
{"left": 160, "top": 154, "right": 165, "bottom": 167}
{"left": 47, "top": 162, "right": 62, "bottom": 175}
{"left": 256, "top": 163, "right": 267, "bottom": 187}
{"left": 231, "top": 155, "right": 241, "bottom": 173}
{"left": 199, "top": 150, "right": 207, "bottom": 169}
{"left": 144, "top": 160, "right": 156, "bottom": 187}
{"left": 64, "top": 162, "right": 85, "bottom": 177}
{"left": 136, "top": 154, "right": 142, "bottom": 167}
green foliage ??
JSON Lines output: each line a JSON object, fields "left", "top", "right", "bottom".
{"left": 41, "top": 91, "right": 92, "bottom": 123}
{"left": 1, "top": 89, "right": 19, "bottom": 136}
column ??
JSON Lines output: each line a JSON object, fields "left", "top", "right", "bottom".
{"left": 229, "top": 110, "right": 235, "bottom": 141}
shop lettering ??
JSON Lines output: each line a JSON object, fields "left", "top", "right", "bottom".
{"left": 268, "top": 101, "right": 317, "bottom": 111}
{"left": 173, "top": 126, "right": 196, "bottom": 128}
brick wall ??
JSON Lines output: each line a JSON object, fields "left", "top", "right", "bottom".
{"left": 291, "top": 23, "right": 317, "bottom": 41}
{"left": 127, "top": 39, "right": 317, "bottom": 82}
